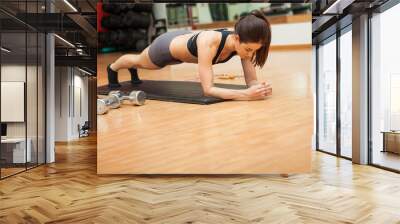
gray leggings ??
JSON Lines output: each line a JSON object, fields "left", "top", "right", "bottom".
{"left": 148, "top": 30, "right": 192, "bottom": 68}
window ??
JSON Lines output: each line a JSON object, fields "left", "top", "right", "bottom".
{"left": 339, "top": 28, "right": 352, "bottom": 158}
{"left": 0, "top": 1, "right": 47, "bottom": 179}
{"left": 370, "top": 2, "right": 400, "bottom": 171}
{"left": 317, "top": 36, "right": 337, "bottom": 154}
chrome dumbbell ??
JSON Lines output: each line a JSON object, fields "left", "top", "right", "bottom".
{"left": 97, "top": 94, "right": 121, "bottom": 115}
{"left": 97, "top": 90, "right": 146, "bottom": 115}
{"left": 109, "top": 90, "right": 146, "bottom": 106}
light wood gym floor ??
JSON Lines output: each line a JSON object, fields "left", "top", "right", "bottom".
{"left": 1, "top": 135, "right": 400, "bottom": 223}
{"left": 97, "top": 48, "right": 313, "bottom": 174}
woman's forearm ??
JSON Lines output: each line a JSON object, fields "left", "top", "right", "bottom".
{"left": 205, "top": 86, "right": 249, "bottom": 100}
{"left": 241, "top": 59, "right": 259, "bottom": 87}
{"left": 247, "top": 79, "right": 260, "bottom": 87}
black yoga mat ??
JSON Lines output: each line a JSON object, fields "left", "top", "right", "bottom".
{"left": 97, "top": 80, "right": 247, "bottom": 105}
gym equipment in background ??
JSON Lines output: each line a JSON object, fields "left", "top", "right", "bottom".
{"left": 99, "top": 29, "right": 147, "bottom": 49}
{"left": 78, "top": 121, "right": 90, "bottom": 138}
{"left": 209, "top": 3, "right": 228, "bottom": 21}
{"left": 102, "top": 3, "right": 153, "bottom": 14}
{"left": 98, "top": 3, "right": 156, "bottom": 52}
{"left": 101, "top": 12, "right": 151, "bottom": 29}
{"left": 97, "top": 80, "right": 246, "bottom": 105}
{"left": 152, "top": 19, "right": 167, "bottom": 41}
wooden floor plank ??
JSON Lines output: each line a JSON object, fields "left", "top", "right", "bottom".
{"left": 1, "top": 136, "right": 400, "bottom": 223}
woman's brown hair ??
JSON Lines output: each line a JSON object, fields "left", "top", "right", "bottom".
{"left": 234, "top": 10, "right": 271, "bottom": 68}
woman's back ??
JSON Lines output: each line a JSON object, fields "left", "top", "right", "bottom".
{"left": 169, "top": 30, "right": 236, "bottom": 64}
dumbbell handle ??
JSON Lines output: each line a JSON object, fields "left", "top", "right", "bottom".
{"left": 109, "top": 90, "right": 146, "bottom": 106}
{"left": 103, "top": 94, "right": 121, "bottom": 108}
{"left": 120, "top": 96, "right": 131, "bottom": 101}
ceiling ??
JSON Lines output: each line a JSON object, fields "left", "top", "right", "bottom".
{"left": 311, "top": 0, "right": 391, "bottom": 43}
{"left": 0, "top": 0, "right": 97, "bottom": 74}
{"left": 0, "top": 0, "right": 96, "bottom": 14}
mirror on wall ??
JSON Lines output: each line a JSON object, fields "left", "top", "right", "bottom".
{"left": 165, "top": 3, "right": 311, "bottom": 28}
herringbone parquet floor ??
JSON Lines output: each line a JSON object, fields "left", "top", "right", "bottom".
{"left": 1, "top": 135, "right": 400, "bottom": 224}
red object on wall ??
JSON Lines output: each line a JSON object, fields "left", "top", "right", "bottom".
{"left": 97, "top": 2, "right": 109, "bottom": 33}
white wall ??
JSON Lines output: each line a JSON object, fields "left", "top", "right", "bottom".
{"left": 190, "top": 3, "right": 311, "bottom": 46}
{"left": 170, "top": 22, "right": 311, "bottom": 46}
{"left": 196, "top": 3, "right": 213, "bottom": 24}
{"left": 72, "top": 73, "right": 89, "bottom": 138}
{"left": 1, "top": 65, "right": 33, "bottom": 138}
{"left": 1, "top": 65, "right": 26, "bottom": 126}
{"left": 54, "top": 66, "right": 69, "bottom": 141}
{"left": 1, "top": 65, "right": 26, "bottom": 141}
{"left": 1, "top": 64, "right": 46, "bottom": 164}
{"left": 1, "top": 82, "right": 25, "bottom": 122}
{"left": 1, "top": 65, "right": 26, "bottom": 81}
{"left": 271, "top": 22, "right": 311, "bottom": 46}
{"left": 54, "top": 67, "right": 89, "bottom": 141}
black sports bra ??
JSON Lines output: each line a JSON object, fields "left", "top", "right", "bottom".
{"left": 187, "top": 29, "right": 237, "bottom": 64}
